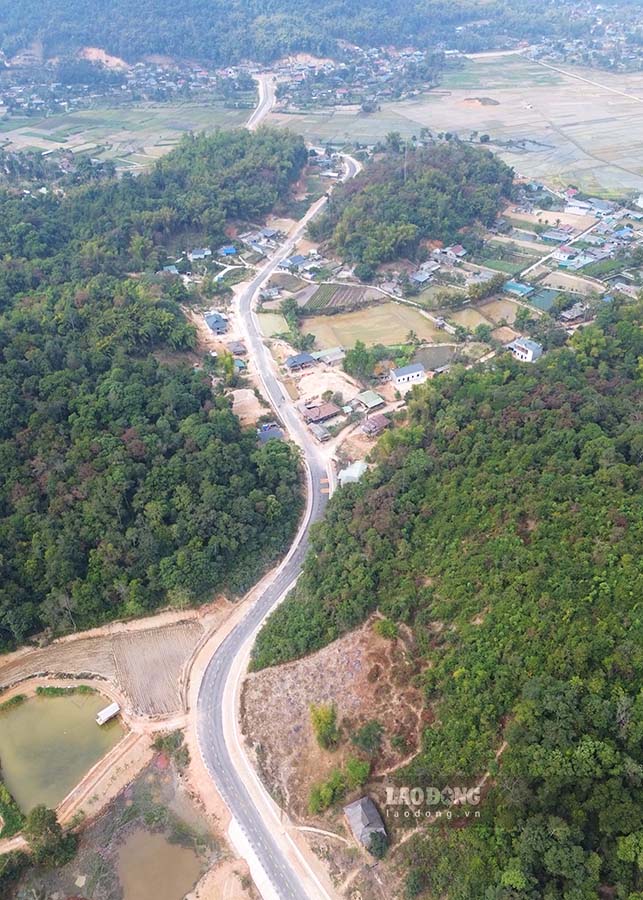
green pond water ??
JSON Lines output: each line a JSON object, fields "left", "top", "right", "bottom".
{"left": 0, "top": 692, "right": 124, "bottom": 812}
{"left": 117, "top": 828, "right": 201, "bottom": 900}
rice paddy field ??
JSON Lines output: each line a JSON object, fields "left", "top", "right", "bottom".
{"left": 0, "top": 102, "right": 248, "bottom": 169}
{"left": 306, "top": 302, "right": 444, "bottom": 347}
{"left": 268, "top": 56, "right": 643, "bottom": 197}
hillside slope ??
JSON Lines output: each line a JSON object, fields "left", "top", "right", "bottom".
{"left": 253, "top": 300, "right": 643, "bottom": 897}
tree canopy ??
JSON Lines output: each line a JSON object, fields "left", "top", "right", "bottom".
{"left": 308, "top": 142, "right": 513, "bottom": 271}
{"left": 0, "top": 0, "right": 594, "bottom": 66}
{"left": 252, "top": 298, "right": 643, "bottom": 897}
{"left": 0, "top": 128, "right": 306, "bottom": 650}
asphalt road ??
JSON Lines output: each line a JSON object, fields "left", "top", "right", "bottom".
{"left": 196, "top": 157, "right": 360, "bottom": 899}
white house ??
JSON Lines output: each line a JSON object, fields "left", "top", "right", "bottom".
{"left": 390, "top": 362, "right": 427, "bottom": 390}
{"left": 508, "top": 338, "right": 543, "bottom": 363}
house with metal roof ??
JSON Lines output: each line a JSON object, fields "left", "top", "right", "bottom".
{"left": 390, "top": 362, "right": 427, "bottom": 390}
{"left": 343, "top": 797, "right": 387, "bottom": 849}
{"left": 354, "top": 390, "right": 385, "bottom": 411}
{"left": 204, "top": 311, "right": 228, "bottom": 334}
{"left": 285, "top": 352, "right": 316, "bottom": 371}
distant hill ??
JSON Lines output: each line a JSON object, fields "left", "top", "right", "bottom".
{"left": 0, "top": 0, "right": 582, "bottom": 66}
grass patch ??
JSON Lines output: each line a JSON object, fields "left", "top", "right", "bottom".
{"left": 0, "top": 783, "right": 25, "bottom": 838}
{"left": 0, "top": 694, "right": 27, "bottom": 713}
{"left": 35, "top": 685, "right": 95, "bottom": 697}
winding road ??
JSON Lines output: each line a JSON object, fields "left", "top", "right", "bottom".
{"left": 195, "top": 79, "right": 362, "bottom": 900}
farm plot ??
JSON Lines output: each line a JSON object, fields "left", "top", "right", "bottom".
{"left": 268, "top": 58, "right": 643, "bottom": 195}
{"left": 0, "top": 616, "right": 215, "bottom": 717}
{"left": 306, "top": 301, "right": 443, "bottom": 347}
{"left": 302, "top": 283, "right": 384, "bottom": 312}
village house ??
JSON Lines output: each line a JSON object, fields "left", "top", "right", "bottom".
{"left": 227, "top": 340, "right": 247, "bottom": 355}
{"left": 343, "top": 797, "right": 387, "bottom": 849}
{"left": 354, "top": 389, "right": 385, "bottom": 411}
{"left": 390, "top": 362, "right": 427, "bottom": 391}
{"left": 301, "top": 401, "right": 341, "bottom": 424}
{"left": 311, "top": 347, "right": 346, "bottom": 366}
{"left": 188, "top": 247, "right": 212, "bottom": 262}
{"left": 204, "top": 311, "right": 228, "bottom": 335}
{"left": 508, "top": 338, "right": 543, "bottom": 363}
{"left": 559, "top": 302, "right": 587, "bottom": 322}
{"left": 285, "top": 352, "right": 317, "bottom": 372}
{"left": 361, "top": 413, "right": 390, "bottom": 437}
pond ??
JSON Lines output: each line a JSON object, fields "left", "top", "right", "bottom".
{"left": 0, "top": 691, "right": 124, "bottom": 812}
{"left": 117, "top": 828, "right": 201, "bottom": 900}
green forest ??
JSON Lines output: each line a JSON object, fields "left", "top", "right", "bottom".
{"left": 0, "top": 127, "right": 307, "bottom": 309}
{"left": 308, "top": 142, "right": 513, "bottom": 278}
{"left": 252, "top": 300, "right": 643, "bottom": 898}
{"left": 0, "top": 0, "right": 598, "bottom": 65}
{"left": 0, "top": 128, "right": 307, "bottom": 650}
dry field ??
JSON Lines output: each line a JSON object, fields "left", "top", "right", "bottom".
{"left": 0, "top": 102, "right": 248, "bottom": 170}
{"left": 0, "top": 609, "right": 227, "bottom": 717}
{"left": 307, "top": 301, "right": 443, "bottom": 347}
{"left": 268, "top": 57, "right": 643, "bottom": 196}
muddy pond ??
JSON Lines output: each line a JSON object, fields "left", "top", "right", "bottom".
{"left": 0, "top": 690, "right": 123, "bottom": 811}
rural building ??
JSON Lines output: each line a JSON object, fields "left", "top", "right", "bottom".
{"left": 560, "top": 302, "right": 587, "bottom": 322}
{"left": 504, "top": 280, "right": 534, "bottom": 298}
{"left": 218, "top": 245, "right": 237, "bottom": 257}
{"left": 285, "top": 352, "right": 316, "bottom": 371}
{"left": 257, "top": 423, "right": 284, "bottom": 443}
{"left": 338, "top": 460, "right": 368, "bottom": 486}
{"left": 162, "top": 264, "right": 179, "bottom": 275}
{"left": 260, "top": 287, "right": 281, "bottom": 301}
{"left": 410, "top": 269, "right": 432, "bottom": 285}
{"left": 309, "top": 422, "right": 330, "bottom": 442}
{"left": 96, "top": 702, "right": 120, "bottom": 726}
{"left": 311, "top": 347, "right": 346, "bottom": 366}
{"left": 508, "top": 338, "right": 543, "bottom": 363}
{"left": 279, "top": 254, "right": 308, "bottom": 271}
{"left": 361, "top": 413, "right": 390, "bottom": 437}
{"left": 227, "top": 340, "right": 247, "bottom": 355}
{"left": 301, "top": 401, "right": 341, "bottom": 423}
{"left": 204, "top": 311, "right": 228, "bottom": 334}
{"left": 390, "top": 362, "right": 427, "bottom": 390}
{"left": 344, "top": 797, "right": 387, "bottom": 848}
{"left": 188, "top": 247, "right": 212, "bottom": 261}
{"left": 445, "top": 244, "right": 467, "bottom": 262}
{"left": 354, "top": 390, "right": 385, "bottom": 411}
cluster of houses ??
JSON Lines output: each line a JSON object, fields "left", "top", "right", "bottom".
{"left": 272, "top": 44, "right": 442, "bottom": 111}
{"left": 278, "top": 249, "right": 331, "bottom": 275}
{"left": 238, "top": 226, "right": 282, "bottom": 258}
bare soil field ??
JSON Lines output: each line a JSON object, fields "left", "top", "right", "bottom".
{"left": 241, "top": 619, "right": 424, "bottom": 819}
{"left": 541, "top": 271, "right": 606, "bottom": 296}
{"left": 0, "top": 605, "right": 229, "bottom": 717}
{"left": 231, "top": 387, "right": 265, "bottom": 424}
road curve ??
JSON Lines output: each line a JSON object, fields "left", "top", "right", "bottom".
{"left": 196, "top": 155, "right": 361, "bottom": 899}
{"left": 247, "top": 74, "right": 277, "bottom": 131}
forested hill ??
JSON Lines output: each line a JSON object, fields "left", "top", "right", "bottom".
{"left": 0, "top": 127, "right": 307, "bottom": 310}
{"left": 0, "top": 0, "right": 584, "bottom": 65}
{"left": 0, "top": 128, "right": 307, "bottom": 650}
{"left": 308, "top": 142, "right": 513, "bottom": 280}
{"left": 252, "top": 301, "right": 643, "bottom": 898}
